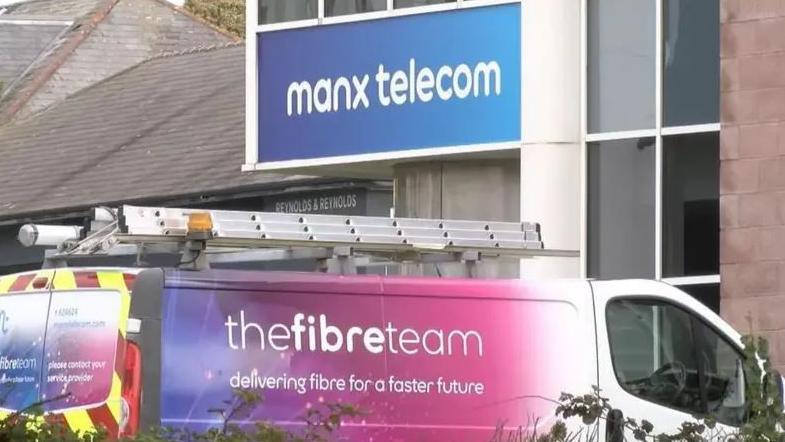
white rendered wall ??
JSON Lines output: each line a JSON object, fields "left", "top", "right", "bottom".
{"left": 520, "top": 0, "right": 582, "bottom": 278}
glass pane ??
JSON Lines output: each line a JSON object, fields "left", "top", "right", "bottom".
{"left": 663, "top": 133, "right": 719, "bottom": 277}
{"left": 325, "top": 0, "right": 386, "bottom": 16}
{"left": 588, "top": 138, "right": 655, "bottom": 279}
{"left": 664, "top": 0, "right": 720, "bottom": 126}
{"left": 607, "top": 300, "right": 702, "bottom": 414}
{"left": 679, "top": 283, "right": 720, "bottom": 314}
{"left": 588, "top": 0, "right": 656, "bottom": 133}
{"left": 42, "top": 291, "right": 121, "bottom": 411}
{"left": 694, "top": 321, "right": 745, "bottom": 426}
{"left": 0, "top": 293, "right": 49, "bottom": 411}
{"left": 395, "top": 0, "right": 454, "bottom": 8}
{"left": 259, "top": 0, "right": 317, "bottom": 24}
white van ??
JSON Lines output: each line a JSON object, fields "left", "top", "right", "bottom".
{"left": 0, "top": 268, "right": 763, "bottom": 440}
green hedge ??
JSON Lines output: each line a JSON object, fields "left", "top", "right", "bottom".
{"left": 184, "top": 0, "right": 244, "bottom": 39}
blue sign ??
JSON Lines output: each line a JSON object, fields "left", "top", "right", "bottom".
{"left": 257, "top": 3, "right": 521, "bottom": 164}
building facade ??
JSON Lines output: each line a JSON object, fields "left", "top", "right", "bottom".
{"left": 246, "top": 0, "right": 721, "bottom": 307}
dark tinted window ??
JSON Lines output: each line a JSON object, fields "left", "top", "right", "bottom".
{"left": 695, "top": 321, "right": 746, "bottom": 426}
{"left": 663, "top": 0, "right": 720, "bottom": 126}
{"left": 679, "top": 283, "right": 720, "bottom": 314}
{"left": 395, "top": 0, "right": 454, "bottom": 7}
{"left": 607, "top": 299, "right": 746, "bottom": 425}
{"left": 588, "top": 138, "right": 655, "bottom": 278}
{"left": 607, "top": 300, "right": 702, "bottom": 414}
{"left": 325, "top": 0, "right": 386, "bottom": 16}
{"left": 663, "top": 133, "right": 719, "bottom": 277}
{"left": 259, "top": 0, "right": 317, "bottom": 24}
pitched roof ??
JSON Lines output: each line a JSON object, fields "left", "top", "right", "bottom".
{"left": 0, "top": 22, "right": 68, "bottom": 92}
{"left": 2, "top": 0, "right": 103, "bottom": 18}
{"left": 0, "top": 45, "right": 314, "bottom": 223}
{"left": 0, "top": 0, "right": 236, "bottom": 123}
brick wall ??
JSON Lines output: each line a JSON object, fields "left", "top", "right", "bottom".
{"left": 721, "top": 0, "right": 785, "bottom": 371}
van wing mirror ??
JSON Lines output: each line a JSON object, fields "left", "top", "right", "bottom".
{"left": 761, "top": 369, "right": 785, "bottom": 413}
{"left": 773, "top": 370, "right": 784, "bottom": 412}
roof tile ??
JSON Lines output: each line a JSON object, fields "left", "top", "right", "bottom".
{"left": 0, "top": 45, "right": 309, "bottom": 221}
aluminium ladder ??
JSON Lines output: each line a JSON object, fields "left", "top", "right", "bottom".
{"left": 20, "top": 205, "right": 578, "bottom": 275}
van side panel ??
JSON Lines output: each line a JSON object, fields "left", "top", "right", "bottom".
{"left": 160, "top": 271, "right": 593, "bottom": 441}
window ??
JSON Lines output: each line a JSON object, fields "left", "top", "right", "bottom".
{"left": 588, "top": 138, "right": 655, "bottom": 279}
{"left": 0, "top": 293, "right": 50, "bottom": 411}
{"left": 258, "top": 0, "right": 317, "bottom": 25}
{"left": 694, "top": 320, "right": 746, "bottom": 426}
{"left": 42, "top": 290, "right": 122, "bottom": 411}
{"left": 325, "top": 0, "right": 386, "bottom": 16}
{"left": 663, "top": 0, "right": 719, "bottom": 126}
{"left": 607, "top": 299, "right": 745, "bottom": 425}
{"left": 586, "top": 0, "right": 720, "bottom": 300}
{"left": 679, "top": 283, "right": 720, "bottom": 314}
{"left": 663, "top": 133, "right": 719, "bottom": 277}
{"left": 394, "top": 0, "right": 454, "bottom": 8}
{"left": 588, "top": 0, "right": 656, "bottom": 133}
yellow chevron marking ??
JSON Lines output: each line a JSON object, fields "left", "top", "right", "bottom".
{"left": 107, "top": 373, "right": 123, "bottom": 423}
{"left": 97, "top": 272, "right": 131, "bottom": 337}
{"left": 63, "top": 409, "right": 94, "bottom": 434}
{"left": 0, "top": 276, "right": 15, "bottom": 294}
{"left": 52, "top": 270, "right": 78, "bottom": 290}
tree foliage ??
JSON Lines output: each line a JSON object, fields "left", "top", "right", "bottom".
{"left": 185, "top": 0, "right": 244, "bottom": 39}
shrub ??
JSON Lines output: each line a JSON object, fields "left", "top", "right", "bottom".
{"left": 0, "top": 389, "right": 358, "bottom": 442}
{"left": 184, "top": 0, "right": 244, "bottom": 39}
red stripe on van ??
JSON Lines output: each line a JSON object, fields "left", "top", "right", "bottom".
{"left": 87, "top": 404, "right": 118, "bottom": 436}
{"left": 123, "top": 273, "right": 137, "bottom": 292}
{"left": 8, "top": 274, "right": 34, "bottom": 292}
{"left": 73, "top": 272, "right": 100, "bottom": 288}
{"left": 115, "top": 332, "right": 126, "bottom": 375}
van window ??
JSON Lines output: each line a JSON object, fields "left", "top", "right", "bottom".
{"left": 0, "top": 293, "right": 50, "bottom": 411}
{"left": 607, "top": 299, "right": 745, "bottom": 425}
{"left": 694, "top": 320, "right": 746, "bottom": 426}
{"left": 42, "top": 290, "right": 121, "bottom": 411}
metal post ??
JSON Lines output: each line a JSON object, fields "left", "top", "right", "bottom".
{"left": 179, "top": 239, "right": 210, "bottom": 271}
{"left": 325, "top": 246, "right": 357, "bottom": 275}
{"left": 461, "top": 251, "right": 481, "bottom": 278}
{"left": 42, "top": 249, "right": 68, "bottom": 269}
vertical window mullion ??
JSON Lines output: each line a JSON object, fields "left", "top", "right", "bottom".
{"left": 691, "top": 316, "right": 710, "bottom": 413}
{"left": 580, "top": 0, "right": 588, "bottom": 279}
{"left": 654, "top": 0, "right": 664, "bottom": 280}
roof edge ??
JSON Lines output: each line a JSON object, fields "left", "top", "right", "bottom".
{"left": 0, "top": 178, "right": 393, "bottom": 225}
{"left": 0, "top": 0, "right": 119, "bottom": 123}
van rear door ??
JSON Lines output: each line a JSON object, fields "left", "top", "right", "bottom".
{"left": 0, "top": 269, "right": 137, "bottom": 437}
{"left": 0, "top": 271, "right": 52, "bottom": 413}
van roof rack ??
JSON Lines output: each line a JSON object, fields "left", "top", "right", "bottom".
{"left": 19, "top": 205, "right": 578, "bottom": 275}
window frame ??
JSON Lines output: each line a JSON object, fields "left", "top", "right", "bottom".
{"left": 581, "top": 0, "right": 721, "bottom": 294}
{"left": 605, "top": 296, "right": 747, "bottom": 425}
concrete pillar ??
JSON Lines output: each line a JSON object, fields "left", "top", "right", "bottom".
{"left": 520, "top": 0, "right": 582, "bottom": 278}
{"left": 393, "top": 0, "right": 583, "bottom": 280}
{"left": 394, "top": 159, "right": 520, "bottom": 278}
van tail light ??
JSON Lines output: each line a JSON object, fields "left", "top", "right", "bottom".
{"left": 120, "top": 341, "right": 142, "bottom": 437}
